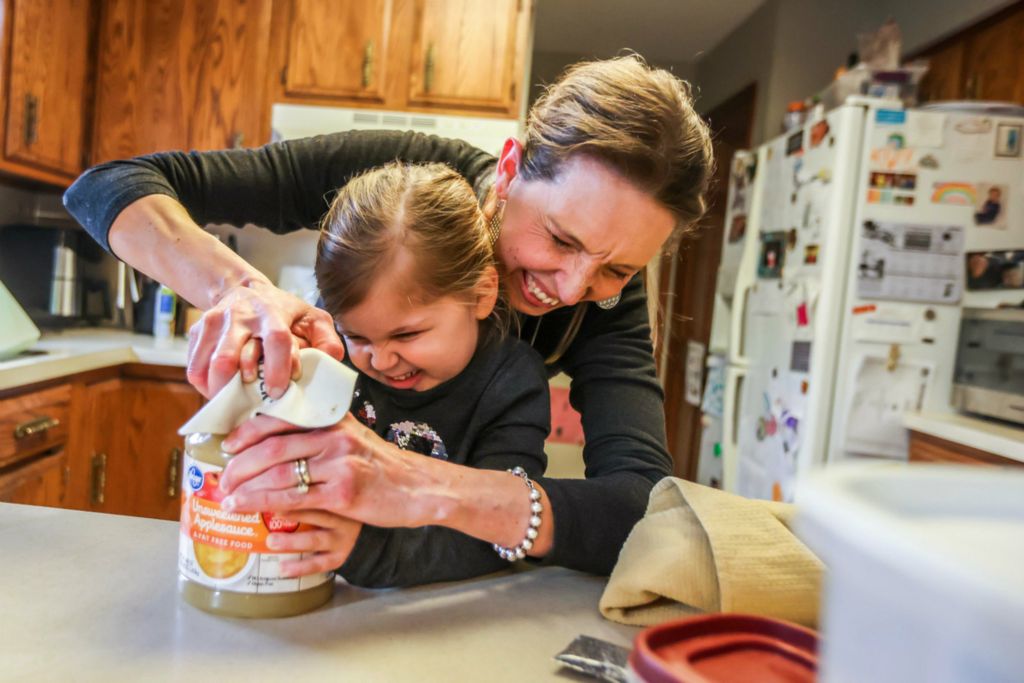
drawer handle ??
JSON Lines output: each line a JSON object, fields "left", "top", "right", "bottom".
{"left": 167, "top": 447, "right": 181, "bottom": 498}
{"left": 91, "top": 453, "right": 107, "bottom": 506}
{"left": 14, "top": 416, "right": 60, "bottom": 440}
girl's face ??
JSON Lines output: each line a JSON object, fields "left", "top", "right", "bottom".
{"left": 494, "top": 152, "right": 676, "bottom": 316}
{"left": 335, "top": 250, "right": 496, "bottom": 392}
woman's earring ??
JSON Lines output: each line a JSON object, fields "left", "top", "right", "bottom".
{"left": 488, "top": 200, "right": 505, "bottom": 245}
{"left": 596, "top": 294, "right": 621, "bottom": 310}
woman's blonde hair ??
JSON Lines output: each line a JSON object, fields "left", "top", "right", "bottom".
{"left": 524, "top": 54, "right": 713, "bottom": 241}
{"left": 316, "top": 162, "right": 500, "bottom": 324}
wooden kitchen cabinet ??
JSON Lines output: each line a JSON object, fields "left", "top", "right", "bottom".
{"left": 64, "top": 365, "right": 201, "bottom": 520}
{"left": 271, "top": 0, "right": 531, "bottom": 118}
{"left": 406, "top": 0, "right": 523, "bottom": 114}
{"left": 914, "top": 3, "right": 1024, "bottom": 105}
{"left": 0, "top": 383, "right": 71, "bottom": 506}
{"left": 90, "top": 0, "right": 274, "bottom": 164}
{"left": 908, "top": 430, "right": 1024, "bottom": 468}
{"left": 121, "top": 369, "right": 203, "bottom": 521}
{"left": 0, "top": 0, "right": 96, "bottom": 186}
{"left": 280, "top": 0, "right": 393, "bottom": 105}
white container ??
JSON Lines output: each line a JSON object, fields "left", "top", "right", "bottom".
{"left": 153, "top": 285, "right": 177, "bottom": 341}
{"left": 796, "top": 463, "right": 1024, "bottom": 683}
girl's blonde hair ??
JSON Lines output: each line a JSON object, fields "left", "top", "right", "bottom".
{"left": 316, "top": 162, "right": 499, "bottom": 322}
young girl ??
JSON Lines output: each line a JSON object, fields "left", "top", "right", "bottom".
{"left": 314, "top": 161, "right": 550, "bottom": 587}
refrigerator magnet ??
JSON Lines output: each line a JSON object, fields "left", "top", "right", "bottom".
{"left": 918, "top": 154, "right": 939, "bottom": 169}
{"left": 995, "top": 123, "right": 1022, "bottom": 157}
{"left": 972, "top": 183, "right": 1008, "bottom": 229}
{"left": 758, "top": 232, "right": 786, "bottom": 279}
{"left": 804, "top": 245, "right": 819, "bottom": 265}
{"left": 786, "top": 130, "right": 804, "bottom": 156}
{"left": 809, "top": 120, "right": 829, "bottom": 148}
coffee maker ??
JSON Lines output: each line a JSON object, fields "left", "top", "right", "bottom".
{"left": 0, "top": 225, "right": 110, "bottom": 327}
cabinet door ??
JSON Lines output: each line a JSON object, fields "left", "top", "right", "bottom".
{"left": 67, "top": 377, "right": 125, "bottom": 513}
{"left": 917, "top": 41, "right": 965, "bottom": 103}
{"left": 3, "top": 0, "right": 92, "bottom": 178}
{"left": 281, "top": 0, "right": 392, "bottom": 104}
{"left": 406, "top": 0, "right": 522, "bottom": 114}
{"left": 122, "top": 379, "right": 203, "bottom": 521}
{"left": 0, "top": 451, "right": 67, "bottom": 507}
{"left": 962, "top": 8, "right": 1024, "bottom": 103}
{"left": 92, "top": 0, "right": 273, "bottom": 163}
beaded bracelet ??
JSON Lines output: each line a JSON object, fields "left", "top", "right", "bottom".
{"left": 493, "top": 466, "right": 543, "bottom": 562}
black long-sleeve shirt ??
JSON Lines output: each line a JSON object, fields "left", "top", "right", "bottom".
{"left": 64, "top": 130, "right": 674, "bottom": 577}
{"left": 340, "top": 333, "right": 549, "bottom": 587}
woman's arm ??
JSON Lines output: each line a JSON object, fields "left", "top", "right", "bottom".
{"left": 63, "top": 131, "right": 497, "bottom": 396}
{"left": 536, "top": 275, "right": 673, "bottom": 574}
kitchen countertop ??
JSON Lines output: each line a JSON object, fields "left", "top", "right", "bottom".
{"left": 0, "top": 503, "right": 636, "bottom": 682}
{"left": 0, "top": 328, "right": 189, "bottom": 391}
{"left": 903, "top": 411, "right": 1024, "bottom": 464}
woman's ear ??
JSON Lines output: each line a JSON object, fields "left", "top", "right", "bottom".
{"left": 492, "top": 137, "right": 523, "bottom": 201}
{"left": 473, "top": 266, "right": 501, "bottom": 320}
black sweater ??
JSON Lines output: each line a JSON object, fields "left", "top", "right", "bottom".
{"left": 341, "top": 333, "right": 549, "bottom": 587}
{"left": 64, "top": 130, "right": 673, "bottom": 577}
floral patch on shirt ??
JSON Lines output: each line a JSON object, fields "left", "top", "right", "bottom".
{"left": 386, "top": 421, "right": 448, "bottom": 460}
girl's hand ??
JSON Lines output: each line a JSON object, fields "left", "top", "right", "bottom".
{"left": 219, "top": 413, "right": 452, "bottom": 530}
{"left": 267, "top": 510, "right": 363, "bottom": 578}
{"left": 187, "top": 279, "right": 344, "bottom": 399}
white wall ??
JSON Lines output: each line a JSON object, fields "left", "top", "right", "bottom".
{"left": 695, "top": 0, "right": 1017, "bottom": 145}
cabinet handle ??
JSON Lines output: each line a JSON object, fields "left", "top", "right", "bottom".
{"left": 167, "top": 447, "right": 181, "bottom": 498}
{"left": 23, "top": 93, "right": 38, "bottom": 146}
{"left": 90, "top": 453, "right": 107, "bottom": 506}
{"left": 424, "top": 43, "right": 435, "bottom": 93}
{"left": 14, "top": 415, "right": 60, "bottom": 440}
{"left": 231, "top": 132, "right": 244, "bottom": 149}
{"left": 362, "top": 40, "right": 374, "bottom": 88}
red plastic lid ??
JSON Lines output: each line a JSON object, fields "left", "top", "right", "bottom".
{"left": 787, "top": 101, "right": 806, "bottom": 112}
{"left": 629, "top": 614, "right": 819, "bottom": 683}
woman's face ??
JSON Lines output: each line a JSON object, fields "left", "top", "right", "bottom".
{"left": 495, "top": 154, "right": 676, "bottom": 316}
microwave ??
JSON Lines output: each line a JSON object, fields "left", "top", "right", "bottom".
{"left": 952, "top": 308, "right": 1024, "bottom": 426}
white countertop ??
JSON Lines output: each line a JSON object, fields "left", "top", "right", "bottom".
{"left": 0, "top": 503, "right": 636, "bottom": 682}
{"left": 0, "top": 328, "right": 189, "bottom": 391}
{"left": 903, "top": 411, "right": 1024, "bottom": 464}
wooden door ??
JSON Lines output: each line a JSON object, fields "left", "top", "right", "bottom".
{"left": 3, "top": 0, "right": 92, "bottom": 179}
{"left": 122, "top": 378, "right": 203, "bottom": 520}
{"left": 406, "top": 0, "right": 521, "bottom": 114}
{"left": 662, "top": 83, "right": 757, "bottom": 480}
{"left": 280, "top": 0, "right": 392, "bottom": 105}
{"left": 962, "top": 7, "right": 1024, "bottom": 102}
{"left": 91, "top": 0, "right": 273, "bottom": 163}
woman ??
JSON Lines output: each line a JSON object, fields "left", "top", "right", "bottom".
{"left": 65, "top": 56, "right": 713, "bottom": 582}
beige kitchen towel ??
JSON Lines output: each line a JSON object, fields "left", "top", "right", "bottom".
{"left": 178, "top": 348, "right": 357, "bottom": 435}
{"left": 599, "top": 477, "right": 823, "bottom": 628}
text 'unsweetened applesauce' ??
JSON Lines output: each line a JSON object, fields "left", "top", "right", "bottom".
{"left": 178, "top": 432, "right": 333, "bottom": 618}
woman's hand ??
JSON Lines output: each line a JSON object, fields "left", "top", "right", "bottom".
{"left": 186, "top": 279, "right": 345, "bottom": 399}
{"left": 267, "top": 510, "right": 363, "bottom": 578}
{"left": 219, "top": 414, "right": 451, "bottom": 530}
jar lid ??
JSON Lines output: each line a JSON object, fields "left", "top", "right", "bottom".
{"left": 787, "top": 101, "right": 806, "bottom": 112}
{"left": 628, "top": 613, "right": 818, "bottom": 683}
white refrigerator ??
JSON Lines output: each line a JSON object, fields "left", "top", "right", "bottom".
{"left": 702, "top": 98, "right": 1024, "bottom": 501}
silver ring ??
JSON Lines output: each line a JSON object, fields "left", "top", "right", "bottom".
{"left": 294, "top": 458, "right": 312, "bottom": 487}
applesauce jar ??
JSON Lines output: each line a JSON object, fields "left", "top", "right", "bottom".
{"left": 178, "top": 432, "right": 333, "bottom": 618}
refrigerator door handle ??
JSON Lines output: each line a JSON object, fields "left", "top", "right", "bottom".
{"left": 721, "top": 365, "right": 746, "bottom": 493}
{"left": 730, "top": 282, "right": 752, "bottom": 365}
